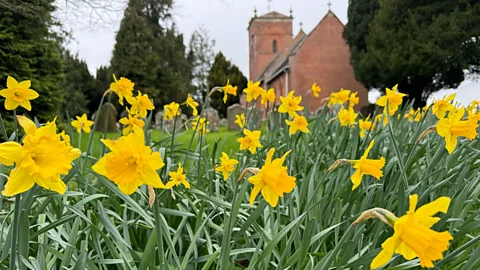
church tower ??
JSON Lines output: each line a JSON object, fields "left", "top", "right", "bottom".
{"left": 248, "top": 9, "right": 293, "bottom": 81}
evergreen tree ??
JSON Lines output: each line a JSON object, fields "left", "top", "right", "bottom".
{"left": 207, "top": 52, "right": 247, "bottom": 118}
{"left": 189, "top": 26, "right": 215, "bottom": 102}
{"left": 0, "top": 0, "right": 64, "bottom": 123}
{"left": 345, "top": 0, "right": 480, "bottom": 107}
{"left": 89, "top": 66, "right": 111, "bottom": 115}
{"left": 110, "top": 0, "right": 192, "bottom": 108}
{"left": 60, "top": 51, "right": 96, "bottom": 118}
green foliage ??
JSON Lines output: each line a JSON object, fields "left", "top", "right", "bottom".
{"left": 345, "top": 0, "right": 480, "bottom": 107}
{"left": 207, "top": 52, "right": 248, "bottom": 118}
{"left": 110, "top": 0, "right": 192, "bottom": 108}
{"left": 60, "top": 51, "right": 96, "bottom": 119}
{"left": 89, "top": 66, "right": 111, "bottom": 115}
{"left": 189, "top": 26, "right": 215, "bottom": 102}
{"left": 0, "top": 0, "right": 64, "bottom": 122}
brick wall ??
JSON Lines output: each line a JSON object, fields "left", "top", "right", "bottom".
{"left": 289, "top": 12, "right": 368, "bottom": 112}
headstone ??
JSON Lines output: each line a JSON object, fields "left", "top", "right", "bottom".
{"left": 154, "top": 111, "right": 164, "bottom": 129}
{"left": 94, "top": 102, "right": 117, "bottom": 132}
{"left": 220, "top": 118, "right": 228, "bottom": 127}
{"left": 227, "top": 103, "right": 244, "bottom": 130}
{"left": 204, "top": 107, "right": 220, "bottom": 132}
{"left": 154, "top": 109, "right": 186, "bottom": 132}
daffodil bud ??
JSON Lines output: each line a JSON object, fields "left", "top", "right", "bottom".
{"left": 352, "top": 208, "right": 398, "bottom": 228}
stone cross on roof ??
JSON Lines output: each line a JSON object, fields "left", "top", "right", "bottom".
{"left": 327, "top": 1, "right": 332, "bottom": 10}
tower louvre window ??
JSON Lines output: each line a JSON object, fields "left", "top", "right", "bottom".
{"left": 273, "top": 40, "right": 277, "bottom": 53}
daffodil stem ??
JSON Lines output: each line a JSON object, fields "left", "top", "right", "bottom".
{"left": 9, "top": 194, "right": 21, "bottom": 270}
{"left": 183, "top": 92, "right": 210, "bottom": 164}
{"left": 169, "top": 111, "right": 178, "bottom": 160}
{"left": 78, "top": 131, "right": 82, "bottom": 149}
{"left": 12, "top": 109, "right": 18, "bottom": 141}
{"left": 100, "top": 93, "right": 113, "bottom": 156}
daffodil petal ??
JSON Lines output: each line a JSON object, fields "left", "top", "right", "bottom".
{"left": 0, "top": 141, "right": 23, "bottom": 166}
{"left": 2, "top": 168, "right": 35, "bottom": 196}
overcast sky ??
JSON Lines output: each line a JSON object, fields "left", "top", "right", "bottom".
{"left": 60, "top": 0, "right": 479, "bottom": 104}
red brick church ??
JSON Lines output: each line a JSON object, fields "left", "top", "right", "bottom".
{"left": 243, "top": 8, "right": 368, "bottom": 111}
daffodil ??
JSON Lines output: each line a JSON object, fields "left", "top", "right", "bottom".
{"left": 341, "top": 140, "right": 385, "bottom": 190}
{"left": 164, "top": 102, "right": 180, "bottom": 120}
{"left": 371, "top": 194, "right": 453, "bottom": 269}
{"left": 119, "top": 110, "right": 145, "bottom": 135}
{"left": 243, "top": 81, "right": 263, "bottom": 102}
{"left": 110, "top": 74, "right": 134, "bottom": 106}
{"left": 185, "top": 94, "right": 199, "bottom": 116}
{"left": 467, "top": 99, "right": 480, "bottom": 114}
{"left": 237, "top": 129, "right": 262, "bottom": 154}
{"left": 215, "top": 152, "right": 239, "bottom": 180}
{"left": 359, "top": 116, "right": 374, "bottom": 138}
{"left": 328, "top": 89, "right": 351, "bottom": 107}
{"left": 71, "top": 113, "right": 94, "bottom": 134}
{"left": 436, "top": 107, "right": 478, "bottom": 154}
{"left": 311, "top": 82, "right": 321, "bottom": 97}
{"left": 166, "top": 164, "right": 190, "bottom": 189}
{"left": 92, "top": 126, "right": 166, "bottom": 194}
{"left": 349, "top": 92, "right": 359, "bottom": 108}
{"left": 0, "top": 116, "right": 81, "bottom": 196}
{"left": 432, "top": 93, "right": 456, "bottom": 119}
{"left": 260, "top": 88, "right": 276, "bottom": 107}
{"left": 126, "top": 91, "right": 154, "bottom": 118}
{"left": 404, "top": 108, "right": 422, "bottom": 122}
{"left": 376, "top": 84, "right": 406, "bottom": 116}
{"left": 285, "top": 115, "right": 309, "bottom": 135}
{"left": 375, "top": 113, "right": 389, "bottom": 127}
{"left": 248, "top": 148, "right": 296, "bottom": 207}
{"left": 0, "top": 76, "right": 39, "bottom": 111}
{"left": 192, "top": 116, "right": 209, "bottom": 136}
{"left": 222, "top": 80, "right": 238, "bottom": 103}
{"left": 338, "top": 106, "right": 358, "bottom": 127}
{"left": 235, "top": 113, "right": 246, "bottom": 128}
{"left": 278, "top": 91, "right": 304, "bottom": 117}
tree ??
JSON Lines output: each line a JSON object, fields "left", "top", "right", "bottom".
{"left": 88, "top": 65, "right": 111, "bottom": 115}
{"left": 60, "top": 51, "right": 96, "bottom": 118}
{"left": 0, "top": 0, "right": 64, "bottom": 124}
{"left": 345, "top": 0, "right": 480, "bottom": 107}
{"left": 110, "top": 0, "right": 192, "bottom": 109}
{"left": 189, "top": 26, "right": 215, "bottom": 102}
{"left": 207, "top": 52, "right": 248, "bottom": 118}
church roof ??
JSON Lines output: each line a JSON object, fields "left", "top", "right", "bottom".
{"left": 248, "top": 11, "right": 292, "bottom": 29}
{"left": 257, "top": 10, "right": 343, "bottom": 83}
{"left": 256, "top": 30, "right": 307, "bottom": 82}
{"left": 259, "top": 11, "right": 289, "bottom": 18}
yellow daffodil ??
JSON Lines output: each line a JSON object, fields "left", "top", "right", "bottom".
{"left": 166, "top": 163, "right": 190, "bottom": 189}
{"left": 349, "top": 92, "right": 359, "bottom": 108}
{"left": 248, "top": 148, "right": 296, "bottom": 207}
{"left": 71, "top": 113, "right": 94, "bottom": 134}
{"left": 404, "top": 108, "right": 422, "bottom": 122}
{"left": 92, "top": 126, "right": 166, "bottom": 194}
{"left": 285, "top": 115, "right": 309, "bottom": 135}
{"left": 436, "top": 107, "right": 478, "bottom": 154}
{"left": 376, "top": 84, "right": 406, "bottom": 116}
{"left": 0, "top": 116, "right": 81, "bottom": 196}
{"left": 328, "top": 89, "right": 351, "bottom": 107}
{"left": 375, "top": 113, "right": 389, "bottom": 127}
{"left": 126, "top": 91, "right": 154, "bottom": 118}
{"left": 243, "top": 81, "right": 263, "bottom": 102}
{"left": 467, "top": 99, "right": 480, "bottom": 114}
{"left": 260, "top": 88, "right": 276, "bottom": 107}
{"left": 311, "top": 82, "right": 321, "bottom": 97}
{"left": 467, "top": 110, "right": 480, "bottom": 123}
{"left": 185, "top": 94, "right": 199, "bottom": 116}
{"left": 237, "top": 129, "right": 262, "bottom": 154}
{"left": 278, "top": 91, "right": 304, "bottom": 117}
{"left": 215, "top": 152, "right": 239, "bottom": 180}
{"left": 350, "top": 140, "right": 385, "bottom": 190}
{"left": 164, "top": 102, "right": 180, "bottom": 120}
{"left": 338, "top": 106, "right": 358, "bottom": 127}
{"left": 235, "top": 113, "right": 246, "bottom": 128}
{"left": 223, "top": 80, "right": 238, "bottom": 103}
{"left": 110, "top": 74, "right": 134, "bottom": 106}
{"left": 0, "top": 76, "right": 39, "bottom": 111}
{"left": 432, "top": 93, "right": 456, "bottom": 119}
{"left": 192, "top": 116, "right": 209, "bottom": 136}
{"left": 359, "top": 116, "right": 374, "bottom": 138}
{"left": 371, "top": 194, "right": 453, "bottom": 269}
{"left": 119, "top": 110, "right": 145, "bottom": 135}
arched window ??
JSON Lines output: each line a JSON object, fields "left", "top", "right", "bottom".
{"left": 272, "top": 40, "right": 277, "bottom": 53}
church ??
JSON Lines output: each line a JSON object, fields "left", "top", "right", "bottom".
{"left": 243, "top": 7, "right": 368, "bottom": 111}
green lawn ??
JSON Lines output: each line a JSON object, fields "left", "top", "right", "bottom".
{"left": 72, "top": 126, "right": 241, "bottom": 157}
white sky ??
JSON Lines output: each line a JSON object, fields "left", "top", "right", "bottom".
{"left": 60, "top": 0, "right": 479, "bottom": 105}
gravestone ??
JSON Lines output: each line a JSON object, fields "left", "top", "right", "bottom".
{"left": 204, "top": 107, "right": 220, "bottom": 132}
{"left": 219, "top": 118, "right": 228, "bottom": 127}
{"left": 154, "top": 110, "right": 186, "bottom": 132}
{"left": 94, "top": 102, "right": 117, "bottom": 132}
{"left": 227, "top": 104, "right": 244, "bottom": 130}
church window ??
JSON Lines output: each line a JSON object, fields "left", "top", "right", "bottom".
{"left": 272, "top": 40, "right": 277, "bottom": 53}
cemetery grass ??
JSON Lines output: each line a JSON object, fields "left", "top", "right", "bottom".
{"left": 73, "top": 126, "right": 241, "bottom": 157}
